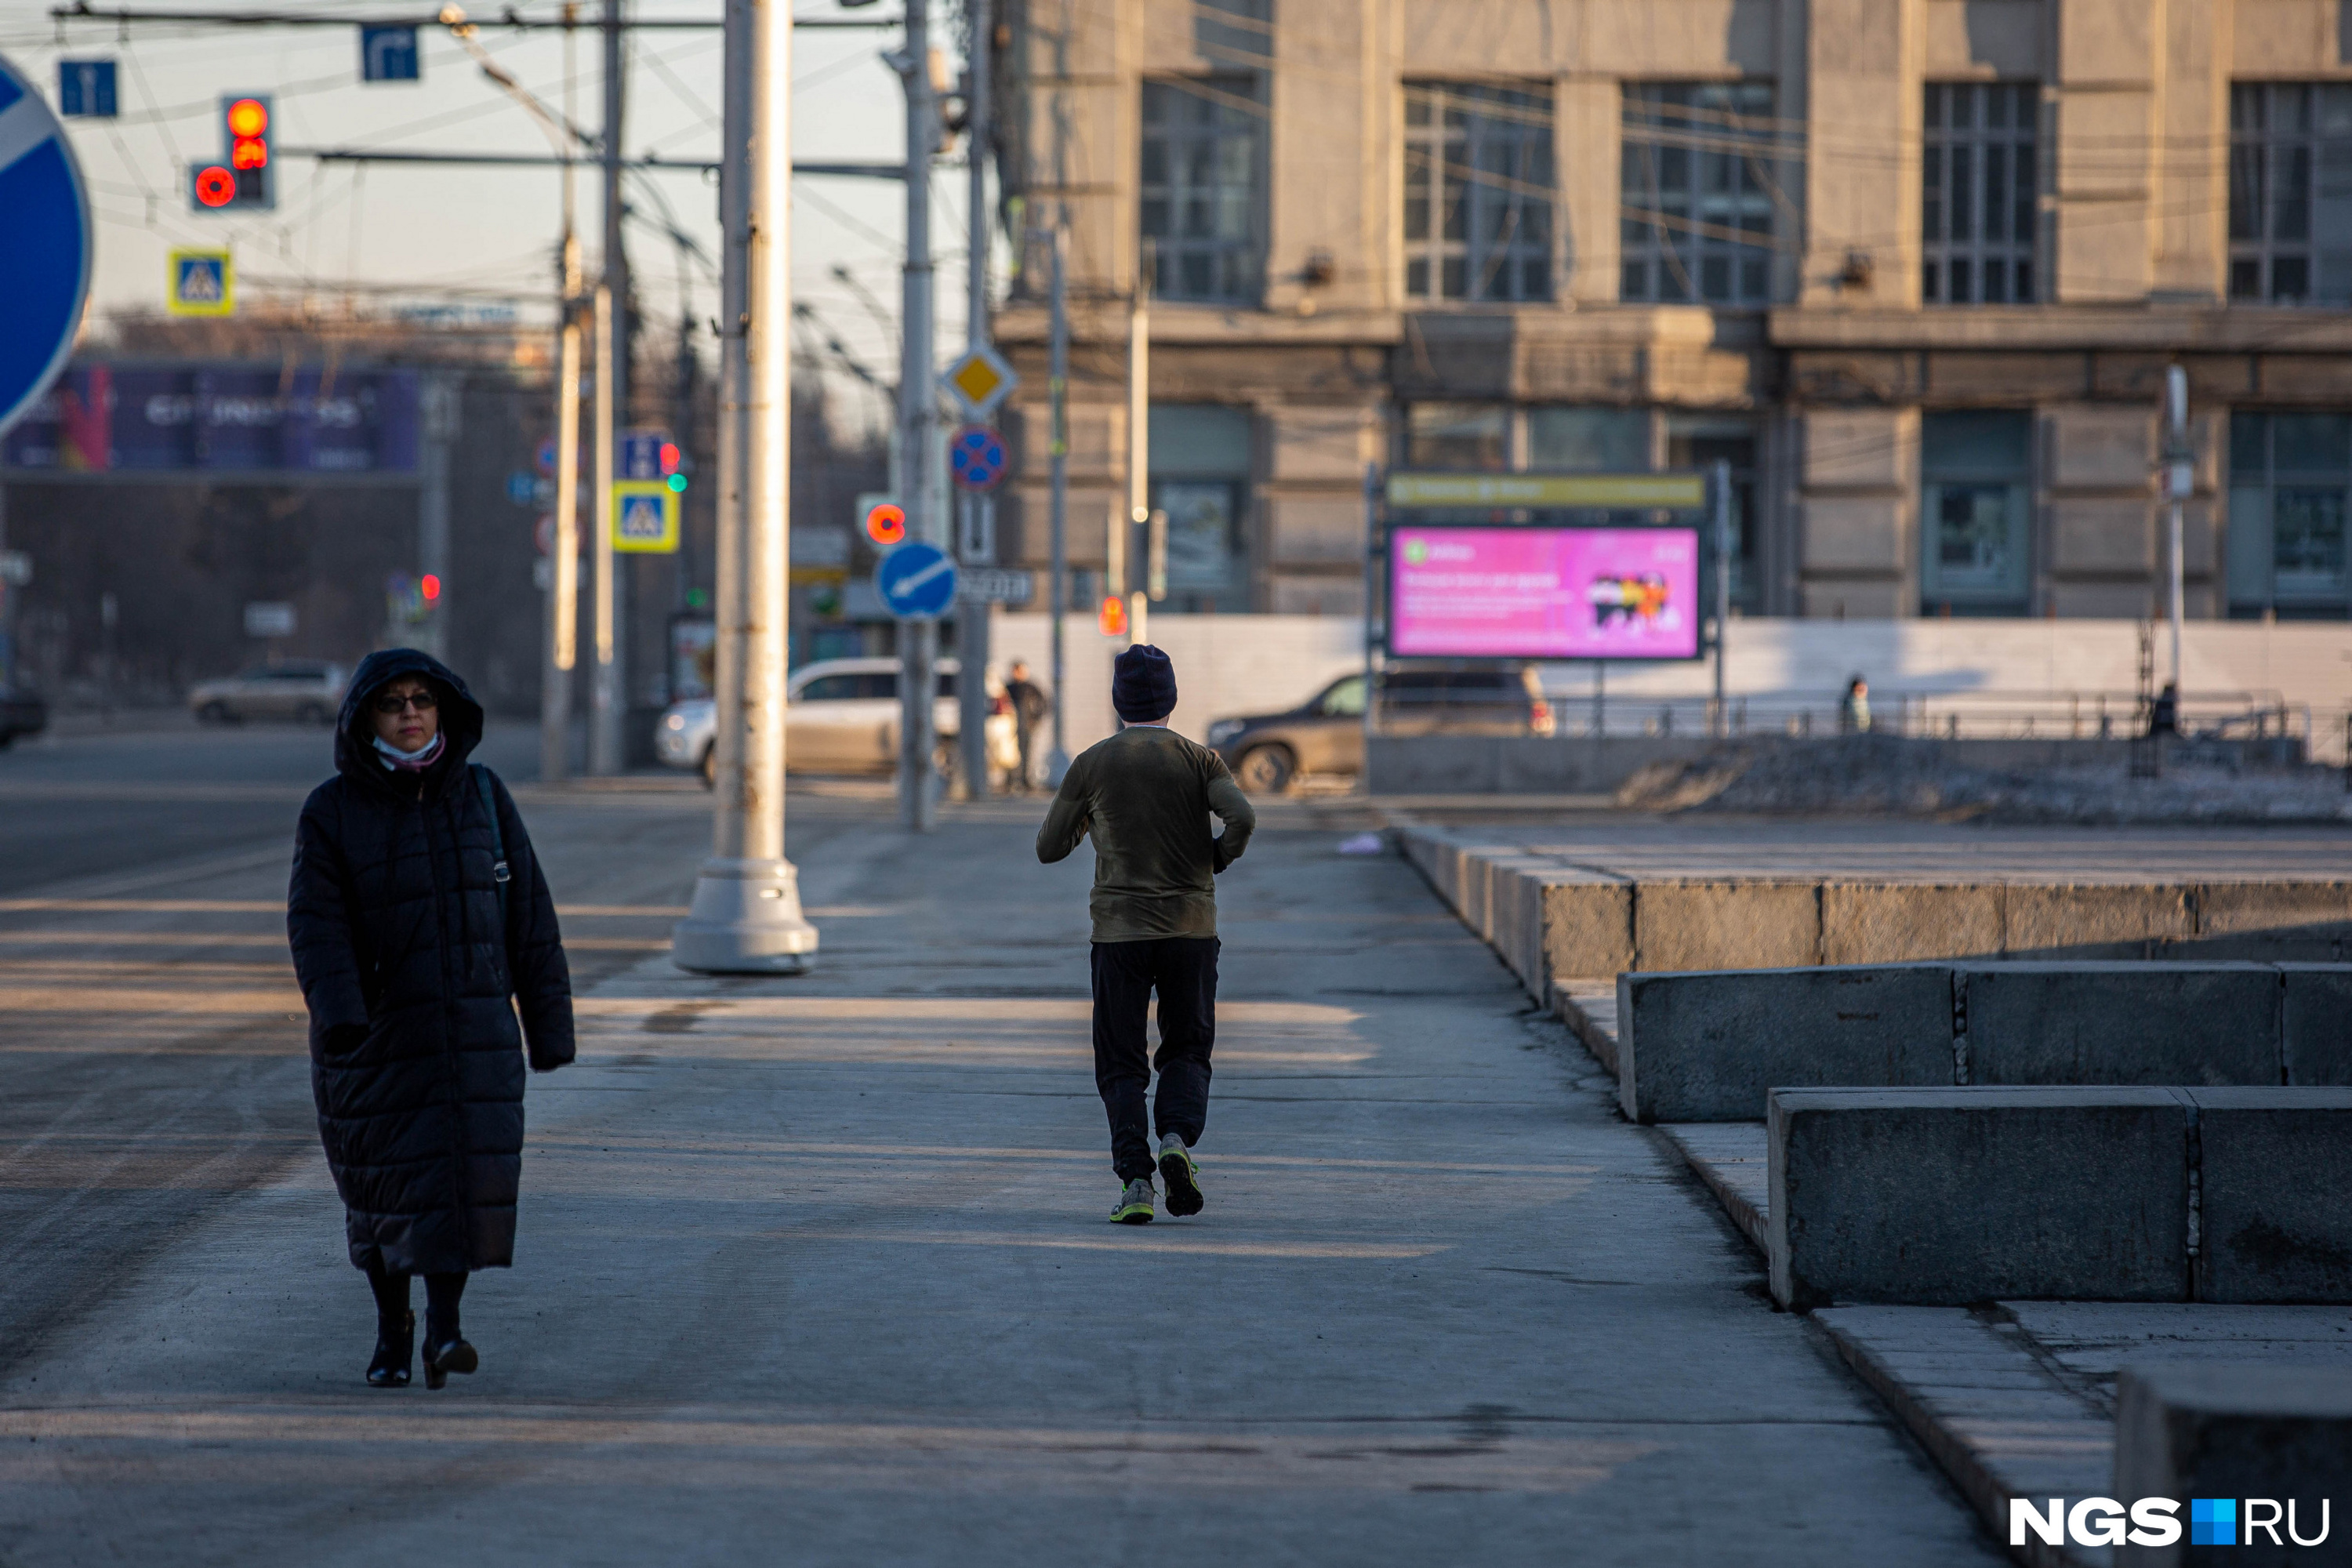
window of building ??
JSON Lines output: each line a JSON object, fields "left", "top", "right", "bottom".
{"left": 1920, "top": 410, "right": 2033, "bottom": 614}
{"left": 1526, "top": 407, "right": 1650, "bottom": 471}
{"left": 1922, "top": 82, "right": 2039, "bottom": 305}
{"left": 2228, "top": 412, "right": 2351, "bottom": 615}
{"left": 1621, "top": 82, "right": 1778, "bottom": 306}
{"left": 1666, "top": 416, "right": 1760, "bottom": 612}
{"left": 1403, "top": 403, "right": 1510, "bottom": 470}
{"left": 1149, "top": 404, "right": 1254, "bottom": 611}
{"left": 1403, "top": 82, "right": 1555, "bottom": 303}
{"left": 2229, "top": 83, "right": 2352, "bottom": 307}
{"left": 1141, "top": 78, "right": 1265, "bottom": 304}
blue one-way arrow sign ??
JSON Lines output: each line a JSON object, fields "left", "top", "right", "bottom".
{"left": 57, "top": 60, "right": 116, "bottom": 118}
{"left": 360, "top": 26, "right": 421, "bottom": 83}
{"left": 875, "top": 541, "right": 958, "bottom": 621}
{"left": 0, "top": 53, "right": 94, "bottom": 441}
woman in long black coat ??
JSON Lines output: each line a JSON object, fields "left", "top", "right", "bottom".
{"left": 288, "top": 648, "right": 574, "bottom": 1388}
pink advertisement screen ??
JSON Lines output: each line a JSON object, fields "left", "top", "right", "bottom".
{"left": 1389, "top": 526, "right": 1701, "bottom": 659}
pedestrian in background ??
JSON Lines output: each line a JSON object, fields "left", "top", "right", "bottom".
{"left": 1036, "top": 644, "right": 1254, "bottom": 1225}
{"left": 1004, "top": 659, "right": 1050, "bottom": 792}
{"left": 2148, "top": 681, "right": 2180, "bottom": 737}
{"left": 288, "top": 648, "right": 574, "bottom": 1389}
{"left": 1838, "top": 675, "right": 1872, "bottom": 735}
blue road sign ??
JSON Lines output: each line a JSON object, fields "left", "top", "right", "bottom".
{"left": 876, "top": 541, "right": 957, "bottom": 620}
{"left": 949, "top": 424, "right": 1008, "bottom": 492}
{"left": 506, "top": 470, "right": 535, "bottom": 506}
{"left": 360, "top": 26, "right": 421, "bottom": 82}
{"left": 620, "top": 428, "right": 673, "bottom": 480}
{"left": 57, "top": 60, "right": 116, "bottom": 118}
{"left": 0, "top": 54, "right": 93, "bottom": 442}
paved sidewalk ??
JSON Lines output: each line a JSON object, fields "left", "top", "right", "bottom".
{"left": 0, "top": 793, "right": 2002, "bottom": 1565}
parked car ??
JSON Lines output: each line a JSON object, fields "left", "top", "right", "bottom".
{"left": 655, "top": 655, "right": 1019, "bottom": 785}
{"left": 0, "top": 683, "right": 48, "bottom": 747}
{"left": 1205, "top": 666, "right": 1552, "bottom": 794}
{"left": 188, "top": 662, "right": 347, "bottom": 725}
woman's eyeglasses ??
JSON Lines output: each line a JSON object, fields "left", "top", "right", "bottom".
{"left": 374, "top": 691, "right": 439, "bottom": 715}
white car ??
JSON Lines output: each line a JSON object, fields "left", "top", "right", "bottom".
{"left": 188, "top": 662, "right": 347, "bottom": 725}
{"left": 655, "top": 655, "right": 1019, "bottom": 784}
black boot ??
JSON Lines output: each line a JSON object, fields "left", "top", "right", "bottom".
{"left": 366, "top": 1310, "right": 415, "bottom": 1388}
{"left": 422, "top": 1330, "right": 477, "bottom": 1390}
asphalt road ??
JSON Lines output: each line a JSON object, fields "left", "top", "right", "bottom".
{"left": 0, "top": 726, "right": 2016, "bottom": 1565}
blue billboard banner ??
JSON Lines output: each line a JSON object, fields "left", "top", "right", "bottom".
{"left": 0, "top": 362, "right": 421, "bottom": 474}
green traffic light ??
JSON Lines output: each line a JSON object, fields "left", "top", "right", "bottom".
{"left": 666, "top": 474, "right": 688, "bottom": 493}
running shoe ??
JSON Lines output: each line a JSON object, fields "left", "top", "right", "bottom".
{"left": 1157, "top": 1138, "right": 1203, "bottom": 1217}
{"left": 1110, "top": 1176, "right": 1155, "bottom": 1225}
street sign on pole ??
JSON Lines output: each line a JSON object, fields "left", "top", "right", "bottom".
{"left": 56, "top": 60, "right": 117, "bottom": 118}
{"left": 359, "top": 25, "right": 421, "bottom": 82}
{"left": 949, "top": 424, "right": 1007, "bottom": 492}
{"left": 954, "top": 568, "right": 1032, "bottom": 606}
{"left": 620, "top": 428, "right": 677, "bottom": 480}
{"left": 166, "top": 249, "right": 234, "bottom": 316}
{"left": 612, "top": 479, "right": 681, "bottom": 553}
{"left": 0, "top": 53, "right": 95, "bottom": 443}
{"left": 877, "top": 540, "right": 957, "bottom": 619}
{"left": 939, "top": 343, "right": 1017, "bottom": 421}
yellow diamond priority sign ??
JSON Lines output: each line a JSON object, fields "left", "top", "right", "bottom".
{"left": 940, "top": 343, "right": 1018, "bottom": 420}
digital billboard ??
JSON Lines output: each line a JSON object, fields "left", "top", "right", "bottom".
{"left": 1388, "top": 525, "right": 1700, "bottom": 660}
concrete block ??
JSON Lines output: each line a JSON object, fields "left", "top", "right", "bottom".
{"left": 1821, "top": 882, "right": 2005, "bottom": 964}
{"left": 1616, "top": 964, "right": 1955, "bottom": 1123}
{"left": 2004, "top": 884, "right": 2197, "bottom": 957}
{"left": 2279, "top": 966, "right": 2352, "bottom": 1086}
{"left": 1767, "top": 1087, "right": 2190, "bottom": 1310}
{"left": 1634, "top": 880, "right": 1821, "bottom": 973}
{"left": 2190, "top": 1088, "right": 2352, "bottom": 1305}
{"left": 1539, "top": 874, "right": 1633, "bottom": 985}
{"left": 2114, "top": 1362, "right": 2352, "bottom": 1566}
{"left": 1962, "top": 964, "right": 2284, "bottom": 1088}
{"left": 2194, "top": 881, "right": 2352, "bottom": 960}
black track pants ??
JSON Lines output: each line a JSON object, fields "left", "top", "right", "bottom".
{"left": 1091, "top": 935, "right": 1219, "bottom": 1183}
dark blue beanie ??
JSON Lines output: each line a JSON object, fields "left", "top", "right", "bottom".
{"left": 1112, "top": 644, "right": 1178, "bottom": 723}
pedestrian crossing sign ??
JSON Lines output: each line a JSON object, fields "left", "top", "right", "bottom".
{"left": 611, "top": 480, "right": 680, "bottom": 554}
{"left": 165, "top": 249, "right": 234, "bottom": 317}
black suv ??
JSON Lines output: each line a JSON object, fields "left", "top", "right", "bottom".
{"left": 1205, "top": 666, "right": 1553, "bottom": 793}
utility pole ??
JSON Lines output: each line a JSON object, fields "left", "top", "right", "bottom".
{"left": 671, "top": 0, "right": 818, "bottom": 973}
{"left": 590, "top": 0, "right": 628, "bottom": 775}
{"left": 956, "top": 0, "right": 993, "bottom": 798}
{"left": 1711, "top": 459, "right": 1731, "bottom": 738}
{"left": 1124, "top": 258, "right": 1148, "bottom": 646}
{"left": 2162, "top": 363, "right": 2190, "bottom": 691}
{"left": 1046, "top": 220, "right": 1069, "bottom": 784}
{"left": 895, "top": 0, "right": 938, "bottom": 831}
{"left": 541, "top": 5, "right": 584, "bottom": 782}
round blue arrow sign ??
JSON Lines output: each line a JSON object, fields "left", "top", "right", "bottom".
{"left": 0, "top": 53, "right": 93, "bottom": 441}
{"left": 875, "top": 540, "right": 958, "bottom": 620}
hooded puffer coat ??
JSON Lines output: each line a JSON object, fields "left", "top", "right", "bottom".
{"left": 288, "top": 648, "right": 574, "bottom": 1275}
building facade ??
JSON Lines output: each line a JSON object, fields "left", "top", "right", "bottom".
{"left": 993, "top": 0, "right": 2352, "bottom": 622}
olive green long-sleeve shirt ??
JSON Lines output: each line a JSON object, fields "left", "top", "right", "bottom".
{"left": 1035, "top": 724, "right": 1256, "bottom": 942}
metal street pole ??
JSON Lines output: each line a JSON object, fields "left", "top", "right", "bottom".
{"left": 672, "top": 0, "right": 818, "bottom": 973}
{"left": 1126, "top": 245, "right": 1149, "bottom": 646}
{"left": 955, "top": 0, "right": 993, "bottom": 799}
{"left": 1046, "top": 220, "right": 1069, "bottom": 784}
{"left": 895, "top": 0, "right": 938, "bottom": 831}
{"left": 590, "top": 0, "right": 628, "bottom": 775}
{"left": 590, "top": 280, "right": 618, "bottom": 769}
{"left": 2164, "top": 363, "right": 2190, "bottom": 689}
{"left": 1711, "top": 458, "right": 1730, "bottom": 738}
{"left": 540, "top": 5, "right": 584, "bottom": 783}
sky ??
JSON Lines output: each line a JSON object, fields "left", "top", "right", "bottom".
{"left": 1, "top": 0, "right": 982, "bottom": 430}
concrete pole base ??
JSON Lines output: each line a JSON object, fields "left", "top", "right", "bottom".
{"left": 670, "top": 856, "right": 820, "bottom": 974}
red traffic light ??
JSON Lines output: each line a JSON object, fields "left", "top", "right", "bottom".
{"left": 658, "top": 441, "right": 681, "bottom": 475}
{"left": 193, "top": 166, "right": 236, "bottom": 207}
{"left": 420, "top": 573, "right": 442, "bottom": 603}
{"left": 225, "top": 97, "right": 268, "bottom": 138}
{"left": 863, "top": 501, "right": 906, "bottom": 546}
{"left": 1098, "top": 595, "right": 1127, "bottom": 637}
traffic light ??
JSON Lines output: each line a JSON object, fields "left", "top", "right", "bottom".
{"left": 1098, "top": 594, "right": 1127, "bottom": 637}
{"left": 659, "top": 441, "right": 688, "bottom": 493}
{"left": 862, "top": 497, "right": 906, "bottom": 546}
{"left": 191, "top": 93, "right": 274, "bottom": 212}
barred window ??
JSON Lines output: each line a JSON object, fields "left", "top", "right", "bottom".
{"left": 1402, "top": 82, "right": 1555, "bottom": 303}
{"left": 1140, "top": 78, "right": 1265, "bottom": 305}
{"left": 1621, "top": 82, "right": 1777, "bottom": 306}
{"left": 2229, "top": 83, "right": 2352, "bottom": 306}
{"left": 1922, "top": 82, "right": 2038, "bottom": 305}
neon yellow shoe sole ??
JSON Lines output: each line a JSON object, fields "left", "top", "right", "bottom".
{"left": 1158, "top": 1146, "right": 1203, "bottom": 1217}
{"left": 1110, "top": 1189, "right": 1154, "bottom": 1225}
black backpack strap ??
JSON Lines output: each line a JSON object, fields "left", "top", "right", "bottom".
{"left": 472, "top": 763, "right": 510, "bottom": 932}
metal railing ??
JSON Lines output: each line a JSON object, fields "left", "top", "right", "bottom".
{"left": 1539, "top": 686, "right": 2312, "bottom": 750}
